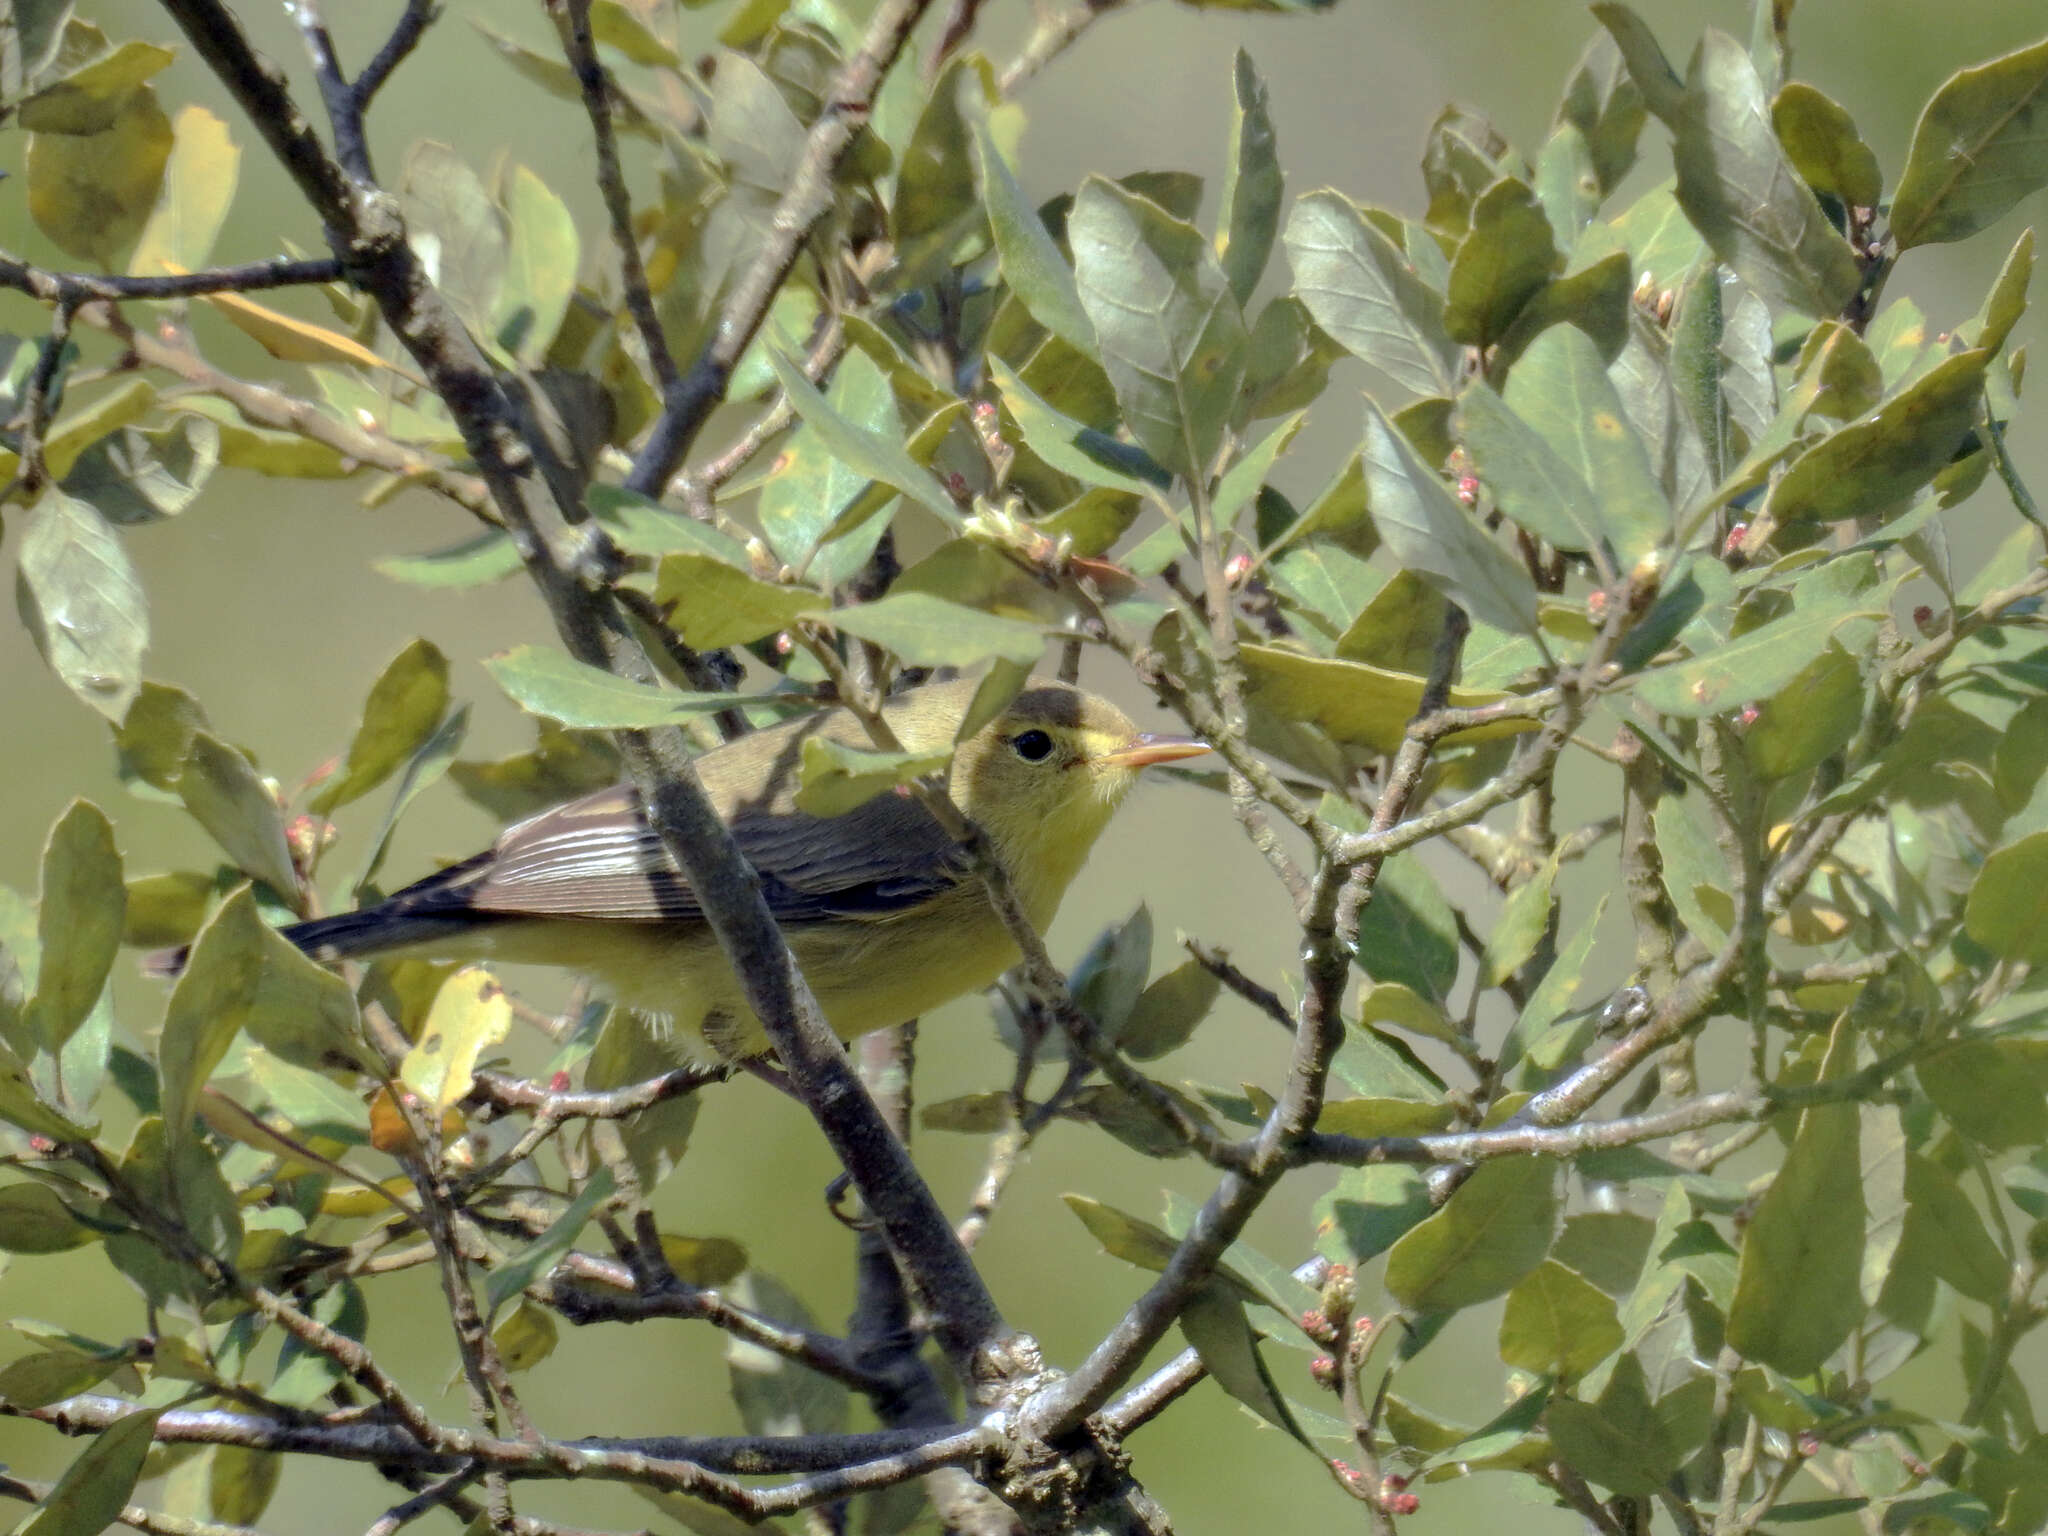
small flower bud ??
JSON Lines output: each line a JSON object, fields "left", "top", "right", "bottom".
{"left": 772, "top": 632, "right": 795, "bottom": 656}
{"left": 1796, "top": 1431, "right": 1821, "bottom": 1458}
{"left": 1735, "top": 704, "right": 1760, "bottom": 728}
{"left": 1586, "top": 589, "right": 1610, "bottom": 620}
{"left": 1723, "top": 522, "right": 1749, "bottom": 559}
{"left": 1309, "top": 1354, "right": 1340, "bottom": 1388}
{"left": 1455, "top": 475, "right": 1480, "bottom": 506}
{"left": 548, "top": 1070, "right": 572, "bottom": 1094}
{"left": 1300, "top": 1308, "right": 1340, "bottom": 1346}
{"left": 1330, "top": 1458, "right": 1361, "bottom": 1484}
{"left": 1223, "top": 551, "right": 1253, "bottom": 587}
{"left": 1386, "top": 1491, "right": 1421, "bottom": 1515}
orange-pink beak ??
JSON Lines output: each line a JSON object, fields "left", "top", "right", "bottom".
{"left": 1097, "top": 732, "right": 1212, "bottom": 770}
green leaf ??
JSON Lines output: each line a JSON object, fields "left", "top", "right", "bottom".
{"left": 1535, "top": 125, "right": 1600, "bottom": 246}
{"left": 175, "top": 731, "right": 298, "bottom": 896}
{"left": 17, "top": 1406, "right": 162, "bottom": 1536}
{"left": 1240, "top": 644, "right": 1530, "bottom": 755}
{"left": 1385, "top": 1155, "right": 1559, "bottom": 1311}
{"left": 0, "top": 1350, "right": 126, "bottom": 1409}
{"left": 1558, "top": 31, "right": 1647, "bottom": 192}
{"left": 725, "top": 1271, "right": 848, "bottom": 1437}
{"left": 974, "top": 118, "right": 1095, "bottom": 356}
{"left": 1771, "top": 82, "right": 1882, "bottom": 208}
{"left": 1919, "top": 1038, "right": 2048, "bottom": 1149}
{"left": 1764, "top": 349, "right": 1991, "bottom": 525}
{"left": 819, "top": 592, "right": 1043, "bottom": 669}
{"left": 16, "top": 488, "right": 147, "bottom": 721}
{"left": 492, "top": 163, "right": 578, "bottom": 363}
{"left": 1970, "top": 831, "right": 2048, "bottom": 965}
{"left": 1071, "top": 906, "right": 1154, "bottom": 1039}
{"left": 1744, "top": 642, "right": 1864, "bottom": 780}
{"left": 240, "top": 904, "right": 365, "bottom": 1076}
{"left": 1892, "top": 36, "right": 2048, "bottom": 249}
{"left": 1728, "top": 1017, "right": 1864, "bottom": 1375}
{"left": 1284, "top": 190, "right": 1457, "bottom": 396}
{"left": 1670, "top": 31, "right": 1861, "bottom": 316}
{"left": 1971, "top": 227, "right": 2035, "bottom": 357}
{"left": 892, "top": 56, "right": 992, "bottom": 279}
{"left": 0, "top": 1182, "right": 93, "bottom": 1253}
{"left": 654, "top": 554, "right": 814, "bottom": 650}
{"left": 1363, "top": 399, "right": 1540, "bottom": 637}
{"left": 1503, "top": 322, "right": 1668, "bottom": 566}
{"left": 402, "top": 140, "right": 506, "bottom": 340}
{"left": 62, "top": 414, "right": 221, "bottom": 525}
{"left": 1501, "top": 1260, "right": 1625, "bottom": 1381}
{"left": 17, "top": 38, "right": 171, "bottom": 132}
{"left": 794, "top": 736, "right": 951, "bottom": 817}
{"left": 585, "top": 1009, "right": 702, "bottom": 1189}
{"left": 1482, "top": 858, "right": 1557, "bottom": 989}
{"left": 129, "top": 103, "right": 237, "bottom": 277}
{"left": 158, "top": 888, "right": 270, "bottom": 1148}
{"left": 1634, "top": 558, "right": 1889, "bottom": 717}
{"left": 1216, "top": 49, "right": 1282, "bottom": 308}
{"left": 988, "top": 356, "right": 1168, "bottom": 494}
{"left": 0, "top": 1034, "right": 93, "bottom": 1141}
{"left": 1444, "top": 178, "right": 1560, "bottom": 348}
{"left": 484, "top": 646, "right": 781, "bottom": 729}
{"left": 208, "top": 1444, "right": 282, "bottom": 1528}
{"left": 1544, "top": 1354, "right": 1679, "bottom": 1496}
{"left": 1904, "top": 1153, "right": 2009, "bottom": 1305}
{"left": 766, "top": 345, "right": 959, "bottom": 526}
{"left": 1118, "top": 958, "right": 1222, "bottom": 1061}
{"left": 400, "top": 967, "right": 511, "bottom": 1112}
{"left": 25, "top": 84, "right": 171, "bottom": 264}
{"left": 485, "top": 1168, "right": 616, "bottom": 1315}
{"left": 1070, "top": 175, "right": 1248, "bottom": 480}
{"left": 1316, "top": 1164, "right": 1433, "bottom": 1267}
{"left": 28, "top": 800, "right": 122, "bottom": 1054}
{"left": 348, "top": 701, "right": 469, "bottom": 900}
{"left": 310, "top": 638, "right": 450, "bottom": 814}
{"left": 1179, "top": 1282, "right": 1314, "bottom": 1448}
{"left": 1593, "top": 4, "right": 1687, "bottom": 124}
{"left": 374, "top": 529, "right": 525, "bottom": 589}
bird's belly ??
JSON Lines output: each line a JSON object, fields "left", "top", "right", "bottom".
{"left": 478, "top": 890, "right": 1029, "bottom": 1059}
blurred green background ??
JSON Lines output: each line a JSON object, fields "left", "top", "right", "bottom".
{"left": 2, "top": 0, "right": 2045, "bottom": 1529}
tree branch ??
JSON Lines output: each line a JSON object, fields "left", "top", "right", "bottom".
{"left": 623, "top": 0, "right": 932, "bottom": 495}
{"left": 0, "top": 253, "right": 345, "bottom": 304}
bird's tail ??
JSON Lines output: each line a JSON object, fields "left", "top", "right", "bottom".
{"left": 142, "top": 856, "right": 496, "bottom": 979}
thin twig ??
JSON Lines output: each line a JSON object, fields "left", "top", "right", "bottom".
{"left": 624, "top": 0, "right": 932, "bottom": 495}
{"left": 355, "top": 0, "right": 439, "bottom": 109}
{"left": 0, "top": 253, "right": 345, "bottom": 304}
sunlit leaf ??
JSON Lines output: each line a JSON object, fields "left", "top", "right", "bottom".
{"left": 1892, "top": 36, "right": 2048, "bottom": 249}
{"left": 1217, "top": 49, "right": 1282, "bottom": 307}
{"left": 17, "top": 488, "right": 147, "bottom": 721}
{"left": 1385, "top": 1155, "right": 1559, "bottom": 1311}
{"left": 1285, "top": 189, "right": 1457, "bottom": 396}
{"left": 129, "top": 103, "right": 237, "bottom": 276}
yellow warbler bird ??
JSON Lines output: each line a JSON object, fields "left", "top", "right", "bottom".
{"left": 162, "top": 678, "right": 1206, "bottom": 1059}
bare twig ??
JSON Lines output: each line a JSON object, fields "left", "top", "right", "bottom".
{"left": 560, "top": 0, "right": 678, "bottom": 391}
{"left": 355, "top": 0, "right": 439, "bottom": 110}
{"left": 0, "top": 253, "right": 345, "bottom": 304}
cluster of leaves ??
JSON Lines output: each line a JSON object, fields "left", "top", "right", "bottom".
{"left": 4, "top": 0, "right": 2048, "bottom": 1531}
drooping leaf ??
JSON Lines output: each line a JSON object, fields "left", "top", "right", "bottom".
{"left": 62, "top": 414, "right": 220, "bottom": 525}
{"left": 158, "top": 888, "right": 271, "bottom": 1149}
{"left": 175, "top": 731, "right": 298, "bottom": 896}
{"left": 892, "top": 55, "right": 993, "bottom": 280}
{"left": 402, "top": 139, "right": 507, "bottom": 339}
{"left": 1363, "top": 399, "right": 1540, "bottom": 637}
{"left": 129, "top": 103, "right": 237, "bottom": 276}
{"left": 794, "top": 737, "right": 951, "bottom": 817}
{"left": 1727, "top": 1017, "right": 1865, "bottom": 1375}
{"left": 1240, "top": 644, "right": 1531, "bottom": 755}
{"left": 1179, "top": 1282, "right": 1315, "bottom": 1447}
{"left": 1285, "top": 190, "right": 1458, "bottom": 396}
{"left": 584, "top": 1007, "right": 702, "bottom": 1189}
{"left": 16, "top": 488, "right": 147, "bottom": 720}
{"left": 1070, "top": 175, "right": 1249, "bottom": 480}
{"left": 29, "top": 799, "right": 123, "bottom": 1054}
{"left": 374, "top": 529, "right": 525, "bottom": 589}
{"left": 1891, "top": 36, "right": 2048, "bottom": 249}
{"left": 204, "top": 290, "right": 393, "bottom": 370}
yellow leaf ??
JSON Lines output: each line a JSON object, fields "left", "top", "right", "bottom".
{"left": 399, "top": 965, "right": 512, "bottom": 1112}
{"left": 26, "top": 86, "right": 173, "bottom": 265}
{"left": 203, "top": 289, "right": 392, "bottom": 371}
{"left": 131, "top": 106, "right": 239, "bottom": 277}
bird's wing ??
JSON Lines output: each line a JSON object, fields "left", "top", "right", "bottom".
{"left": 448, "top": 783, "right": 970, "bottom": 924}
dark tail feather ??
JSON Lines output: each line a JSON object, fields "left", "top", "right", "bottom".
{"left": 142, "top": 854, "right": 497, "bottom": 980}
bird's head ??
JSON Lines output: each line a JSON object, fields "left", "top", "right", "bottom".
{"left": 899, "top": 681, "right": 1210, "bottom": 900}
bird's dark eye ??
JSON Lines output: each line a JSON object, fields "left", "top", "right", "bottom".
{"left": 1010, "top": 729, "right": 1056, "bottom": 762}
